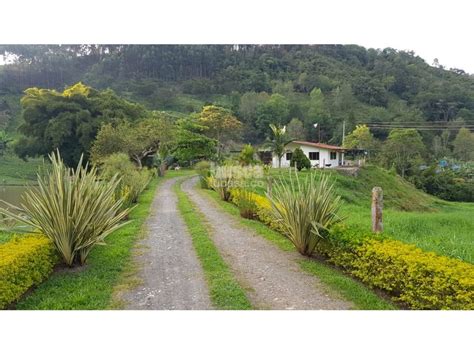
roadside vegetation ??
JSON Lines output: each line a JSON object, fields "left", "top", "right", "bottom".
{"left": 203, "top": 162, "right": 474, "bottom": 310}
{"left": 200, "top": 186, "right": 396, "bottom": 310}
{"left": 14, "top": 179, "right": 159, "bottom": 310}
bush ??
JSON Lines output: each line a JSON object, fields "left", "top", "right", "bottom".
{"left": 207, "top": 165, "right": 239, "bottom": 201}
{"left": 268, "top": 171, "right": 344, "bottom": 256}
{"left": 100, "top": 153, "right": 152, "bottom": 206}
{"left": 316, "top": 225, "right": 474, "bottom": 310}
{"left": 412, "top": 166, "right": 474, "bottom": 202}
{"left": 194, "top": 160, "right": 211, "bottom": 189}
{"left": 238, "top": 144, "right": 257, "bottom": 166}
{"left": 290, "top": 147, "right": 311, "bottom": 171}
{"left": 0, "top": 235, "right": 58, "bottom": 309}
{"left": 0, "top": 151, "right": 131, "bottom": 266}
{"left": 225, "top": 176, "right": 474, "bottom": 309}
{"left": 230, "top": 188, "right": 258, "bottom": 219}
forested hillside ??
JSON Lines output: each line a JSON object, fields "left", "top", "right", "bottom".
{"left": 1, "top": 44, "right": 474, "bottom": 146}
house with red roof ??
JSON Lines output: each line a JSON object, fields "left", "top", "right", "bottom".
{"left": 272, "top": 141, "right": 346, "bottom": 168}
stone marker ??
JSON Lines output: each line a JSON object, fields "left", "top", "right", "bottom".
{"left": 372, "top": 187, "right": 383, "bottom": 233}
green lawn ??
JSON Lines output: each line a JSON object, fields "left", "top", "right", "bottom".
{"left": 175, "top": 180, "right": 252, "bottom": 310}
{"left": 250, "top": 166, "right": 474, "bottom": 264}
{"left": 0, "top": 155, "right": 45, "bottom": 185}
{"left": 200, "top": 187, "right": 396, "bottom": 310}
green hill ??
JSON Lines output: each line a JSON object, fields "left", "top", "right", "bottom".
{"left": 265, "top": 165, "right": 439, "bottom": 212}
{"left": 1, "top": 45, "right": 474, "bottom": 147}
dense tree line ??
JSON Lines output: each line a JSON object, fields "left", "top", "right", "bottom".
{"left": 1, "top": 44, "right": 474, "bottom": 154}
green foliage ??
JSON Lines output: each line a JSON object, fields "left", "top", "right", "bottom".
{"left": 265, "top": 123, "right": 291, "bottom": 168}
{"left": 198, "top": 105, "right": 243, "bottom": 158}
{"left": 286, "top": 118, "right": 305, "bottom": 140}
{"left": 91, "top": 114, "right": 174, "bottom": 168}
{"left": 15, "top": 179, "right": 159, "bottom": 310}
{"left": 194, "top": 160, "right": 212, "bottom": 189}
{"left": 453, "top": 127, "right": 474, "bottom": 161}
{"left": 269, "top": 171, "right": 344, "bottom": 256}
{"left": 256, "top": 94, "right": 290, "bottom": 137}
{"left": 172, "top": 117, "right": 217, "bottom": 163}
{"left": 0, "top": 234, "right": 58, "bottom": 309}
{"left": 315, "top": 224, "right": 474, "bottom": 310}
{"left": 174, "top": 181, "right": 252, "bottom": 309}
{"left": 381, "top": 129, "right": 425, "bottom": 177}
{"left": 14, "top": 83, "right": 146, "bottom": 166}
{"left": 0, "top": 130, "right": 12, "bottom": 156}
{"left": 231, "top": 188, "right": 258, "bottom": 219}
{"left": 238, "top": 144, "right": 257, "bottom": 166}
{"left": 204, "top": 185, "right": 394, "bottom": 310}
{"left": 344, "top": 124, "right": 378, "bottom": 151}
{"left": 99, "top": 153, "right": 152, "bottom": 206}
{"left": 351, "top": 239, "right": 474, "bottom": 309}
{"left": 0, "top": 151, "right": 130, "bottom": 266}
{"left": 412, "top": 165, "right": 474, "bottom": 202}
{"left": 290, "top": 147, "right": 311, "bottom": 171}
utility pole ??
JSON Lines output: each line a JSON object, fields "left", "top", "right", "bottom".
{"left": 342, "top": 120, "right": 346, "bottom": 146}
{"left": 313, "top": 123, "right": 321, "bottom": 143}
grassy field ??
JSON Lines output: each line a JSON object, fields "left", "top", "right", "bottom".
{"left": 175, "top": 180, "right": 252, "bottom": 310}
{"left": 200, "top": 187, "right": 396, "bottom": 310}
{"left": 250, "top": 166, "right": 473, "bottom": 264}
{"left": 0, "top": 155, "right": 45, "bottom": 185}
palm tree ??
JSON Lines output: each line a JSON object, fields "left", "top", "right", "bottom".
{"left": 266, "top": 124, "right": 292, "bottom": 168}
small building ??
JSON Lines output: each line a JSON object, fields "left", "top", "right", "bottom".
{"left": 272, "top": 141, "right": 346, "bottom": 168}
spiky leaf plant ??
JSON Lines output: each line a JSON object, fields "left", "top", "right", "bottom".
{"left": 268, "top": 169, "right": 344, "bottom": 256}
{"left": 0, "top": 151, "right": 131, "bottom": 266}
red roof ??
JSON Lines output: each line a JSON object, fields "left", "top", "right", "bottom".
{"left": 290, "top": 141, "right": 346, "bottom": 151}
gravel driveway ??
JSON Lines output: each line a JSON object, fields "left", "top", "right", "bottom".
{"left": 122, "top": 178, "right": 212, "bottom": 310}
{"left": 182, "top": 177, "right": 352, "bottom": 310}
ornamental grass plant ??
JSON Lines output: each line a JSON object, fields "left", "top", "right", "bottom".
{"left": 268, "top": 169, "right": 344, "bottom": 256}
{"left": 0, "top": 151, "right": 131, "bottom": 267}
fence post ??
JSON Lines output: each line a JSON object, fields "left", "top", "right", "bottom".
{"left": 372, "top": 187, "right": 383, "bottom": 233}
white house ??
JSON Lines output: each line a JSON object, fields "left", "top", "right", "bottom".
{"left": 272, "top": 141, "right": 346, "bottom": 168}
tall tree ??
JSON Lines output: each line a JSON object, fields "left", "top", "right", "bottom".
{"left": 14, "top": 83, "right": 146, "bottom": 166}
{"left": 91, "top": 114, "right": 174, "bottom": 168}
{"left": 382, "top": 129, "right": 425, "bottom": 177}
{"left": 286, "top": 118, "right": 306, "bottom": 140}
{"left": 453, "top": 128, "right": 474, "bottom": 161}
{"left": 197, "top": 105, "right": 242, "bottom": 159}
{"left": 172, "top": 117, "right": 217, "bottom": 163}
{"left": 266, "top": 124, "right": 292, "bottom": 168}
{"left": 255, "top": 94, "right": 290, "bottom": 138}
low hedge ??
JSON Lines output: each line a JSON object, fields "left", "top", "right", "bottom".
{"left": 227, "top": 189, "right": 474, "bottom": 310}
{"left": 317, "top": 225, "right": 474, "bottom": 310}
{"left": 0, "top": 234, "right": 58, "bottom": 309}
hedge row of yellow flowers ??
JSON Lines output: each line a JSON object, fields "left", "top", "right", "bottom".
{"left": 0, "top": 235, "right": 58, "bottom": 309}
{"left": 227, "top": 189, "right": 474, "bottom": 310}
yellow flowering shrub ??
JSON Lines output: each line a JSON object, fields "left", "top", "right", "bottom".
{"left": 227, "top": 189, "right": 474, "bottom": 309}
{"left": 229, "top": 189, "right": 283, "bottom": 232}
{"left": 0, "top": 235, "right": 58, "bottom": 309}
{"left": 352, "top": 239, "right": 474, "bottom": 310}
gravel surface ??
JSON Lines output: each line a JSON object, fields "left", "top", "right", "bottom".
{"left": 182, "top": 177, "right": 353, "bottom": 310}
{"left": 122, "top": 178, "right": 212, "bottom": 310}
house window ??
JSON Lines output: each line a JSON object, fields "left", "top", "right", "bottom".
{"left": 330, "top": 152, "right": 337, "bottom": 160}
{"left": 286, "top": 152, "right": 293, "bottom": 161}
{"left": 309, "top": 152, "right": 319, "bottom": 160}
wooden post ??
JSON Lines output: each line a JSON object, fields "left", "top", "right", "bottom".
{"left": 372, "top": 187, "right": 383, "bottom": 233}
